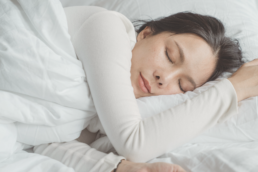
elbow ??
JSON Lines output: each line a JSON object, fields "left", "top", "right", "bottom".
{"left": 114, "top": 121, "right": 153, "bottom": 162}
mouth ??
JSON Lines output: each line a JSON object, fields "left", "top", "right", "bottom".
{"left": 138, "top": 72, "right": 151, "bottom": 93}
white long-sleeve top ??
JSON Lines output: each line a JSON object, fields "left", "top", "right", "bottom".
{"left": 64, "top": 6, "right": 238, "bottom": 162}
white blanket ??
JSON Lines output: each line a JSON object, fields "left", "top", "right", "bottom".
{"left": 0, "top": 0, "right": 92, "bottom": 171}
{"left": 0, "top": 0, "right": 98, "bottom": 143}
{"left": 0, "top": 0, "right": 258, "bottom": 171}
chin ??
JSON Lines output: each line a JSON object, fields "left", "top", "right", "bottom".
{"left": 134, "top": 90, "right": 144, "bottom": 99}
{"left": 134, "top": 92, "right": 141, "bottom": 99}
{"left": 135, "top": 93, "right": 149, "bottom": 99}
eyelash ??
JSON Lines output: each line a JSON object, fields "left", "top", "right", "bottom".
{"left": 179, "top": 79, "right": 185, "bottom": 93}
{"left": 166, "top": 49, "right": 173, "bottom": 63}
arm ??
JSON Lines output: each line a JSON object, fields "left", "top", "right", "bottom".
{"left": 71, "top": 10, "right": 238, "bottom": 162}
{"left": 33, "top": 141, "right": 125, "bottom": 172}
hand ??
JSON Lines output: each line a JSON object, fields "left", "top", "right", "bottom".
{"left": 228, "top": 59, "right": 258, "bottom": 102}
{"left": 146, "top": 162, "right": 187, "bottom": 172}
{"left": 114, "top": 159, "right": 187, "bottom": 172}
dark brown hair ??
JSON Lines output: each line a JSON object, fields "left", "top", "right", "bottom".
{"left": 133, "top": 12, "right": 245, "bottom": 82}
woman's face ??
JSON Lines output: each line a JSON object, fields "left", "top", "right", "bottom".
{"left": 131, "top": 27, "right": 217, "bottom": 98}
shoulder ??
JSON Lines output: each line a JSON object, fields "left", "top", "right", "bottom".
{"left": 64, "top": 6, "right": 136, "bottom": 49}
{"left": 64, "top": 6, "right": 107, "bottom": 36}
{"left": 87, "top": 10, "right": 136, "bottom": 49}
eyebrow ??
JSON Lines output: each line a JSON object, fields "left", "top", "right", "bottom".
{"left": 174, "top": 41, "right": 185, "bottom": 63}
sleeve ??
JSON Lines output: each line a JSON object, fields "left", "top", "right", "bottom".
{"left": 33, "top": 141, "right": 125, "bottom": 172}
{"left": 71, "top": 10, "right": 239, "bottom": 162}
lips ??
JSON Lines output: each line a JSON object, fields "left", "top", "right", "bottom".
{"left": 140, "top": 73, "right": 151, "bottom": 93}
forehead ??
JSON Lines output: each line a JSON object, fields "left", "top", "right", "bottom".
{"left": 166, "top": 33, "right": 217, "bottom": 85}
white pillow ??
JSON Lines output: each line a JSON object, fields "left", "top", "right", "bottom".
{"left": 61, "top": 0, "right": 258, "bottom": 143}
{"left": 60, "top": 0, "right": 258, "bottom": 61}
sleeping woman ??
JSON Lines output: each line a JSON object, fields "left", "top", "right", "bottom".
{"left": 33, "top": 6, "right": 258, "bottom": 172}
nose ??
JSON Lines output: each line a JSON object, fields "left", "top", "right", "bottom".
{"left": 155, "top": 75, "right": 163, "bottom": 86}
{"left": 154, "top": 69, "right": 178, "bottom": 88}
{"left": 155, "top": 75, "right": 166, "bottom": 87}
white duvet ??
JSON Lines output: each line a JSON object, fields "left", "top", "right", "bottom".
{"left": 0, "top": 0, "right": 258, "bottom": 172}
{"left": 0, "top": 0, "right": 93, "bottom": 171}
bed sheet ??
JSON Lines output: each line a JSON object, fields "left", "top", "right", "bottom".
{"left": 148, "top": 141, "right": 258, "bottom": 172}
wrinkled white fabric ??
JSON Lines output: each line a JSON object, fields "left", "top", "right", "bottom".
{"left": 1, "top": 149, "right": 75, "bottom": 172}
{"left": 148, "top": 141, "right": 258, "bottom": 172}
{"left": 0, "top": 0, "right": 97, "bottom": 145}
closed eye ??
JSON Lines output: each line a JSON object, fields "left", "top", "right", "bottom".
{"left": 166, "top": 49, "right": 173, "bottom": 63}
{"left": 179, "top": 79, "right": 186, "bottom": 93}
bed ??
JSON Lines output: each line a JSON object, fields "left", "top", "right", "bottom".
{"left": 0, "top": 0, "right": 258, "bottom": 171}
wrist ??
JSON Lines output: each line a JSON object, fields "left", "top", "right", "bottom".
{"left": 113, "top": 159, "right": 147, "bottom": 172}
{"left": 227, "top": 78, "right": 244, "bottom": 102}
{"left": 112, "top": 159, "right": 126, "bottom": 172}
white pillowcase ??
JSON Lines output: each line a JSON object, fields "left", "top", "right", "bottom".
{"left": 60, "top": 0, "right": 258, "bottom": 61}
{"left": 60, "top": 0, "right": 258, "bottom": 143}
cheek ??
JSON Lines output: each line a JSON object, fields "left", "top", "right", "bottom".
{"left": 150, "top": 44, "right": 164, "bottom": 59}
{"left": 146, "top": 49, "right": 167, "bottom": 69}
{"left": 132, "top": 41, "right": 167, "bottom": 73}
{"left": 137, "top": 51, "right": 164, "bottom": 70}
{"left": 157, "top": 82, "right": 178, "bottom": 95}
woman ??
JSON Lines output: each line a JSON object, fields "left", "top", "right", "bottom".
{"left": 34, "top": 6, "right": 258, "bottom": 172}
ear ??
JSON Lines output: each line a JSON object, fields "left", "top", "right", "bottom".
{"left": 136, "top": 26, "right": 152, "bottom": 42}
